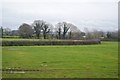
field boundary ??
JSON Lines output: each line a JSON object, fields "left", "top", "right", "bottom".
{"left": 2, "top": 39, "right": 101, "bottom": 46}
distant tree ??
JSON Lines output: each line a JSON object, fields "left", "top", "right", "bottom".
{"left": 67, "top": 23, "right": 81, "bottom": 40}
{"left": 55, "top": 22, "right": 81, "bottom": 39}
{"left": 10, "top": 30, "right": 19, "bottom": 36}
{"left": 42, "top": 24, "right": 50, "bottom": 39}
{"left": 0, "top": 27, "right": 3, "bottom": 38}
{"left": 104, "top": 31, "right": 118, "bottom": 41}
{"left": 0, "top": 27, "right": 14, "bottom": 38}
{"left": 0, "top": 27, "right": 19, "bottom": 37}
{"left": 84, "top": 28, "right": 105, "bottom": 39}
{"left": 33, "top": 20, "right": 53, "bottom": 39}
{"left": 91, "top": 29, "right": 105, "bottom": 39}
{"left": 55, "top": 22, "right": 70, "bottom": 39}
{"left": 106, "top": 32, "right": 112, "bottom": 39}
{"left": 55, "top": 23, "right": 62, "bottom": 39}
{"left": 3, "top": 28, "right": 11, "bottom": 36}
{"left": 62, "top": 22, "right": 70, "bottom": 39}
{"left": 80, "top": 32, "right": 86, "bottom": 36}
{"left": 110, "top": 31, "right": 118, "bottom": 41}
{"left": 69, "top": 31, "right": 72, "bottom": 39}
{"left": 57, "top": 27, "right": 62, "bottom": 39}
{"left": 19, "top": 23, "right": 33, "bottom": 38}
{"left": 70, "top": 32, "right": 81, "bottom": 40}
{"left": 32, "top": 20, "right": 45, "bottom": 39}
{"left": 84, "top": 28, "right": 95, "bottom": 39}
{"left": 119, "top": 29, "right": 120, "bottom": 41}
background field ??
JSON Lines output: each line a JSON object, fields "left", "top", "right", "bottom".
{"left": 2, "top": 42, "right": 118, "bottom": 78}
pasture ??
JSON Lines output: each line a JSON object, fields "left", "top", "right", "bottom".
{"left": 2, "top": 42, "right": 118, "bottom": 78}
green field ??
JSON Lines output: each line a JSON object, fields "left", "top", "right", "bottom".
{"left": 2, "top": 42, "right": 118, "bottom": 78}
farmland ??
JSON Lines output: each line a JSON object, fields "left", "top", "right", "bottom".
{"left": 2, "top": 41, "right": 118, "bottom": 78}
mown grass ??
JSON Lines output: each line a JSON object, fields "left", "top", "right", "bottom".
{"left": 1, "top": 38, "right": 64, "bottom": 41}
{"left": 2, "top": 41, "right": 118, "bottom": 78}
{"left": 1, "top": 38, "right": 47, "bottom": 41}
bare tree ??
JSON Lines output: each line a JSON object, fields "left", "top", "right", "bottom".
{"left": 56, "top": 27, "right": 62, "bottom": 39}
{"left": 84, "top": 27, "right": 93, "bottom": 39}
{"left": 68, "top": 23, "right": 81, "bottom": 40}
{"left": 42, "top": 24, "right": 50, "bottom": 39}
{"left": 55, "top": 22, "right": 70, "bottom": 39}
{"left": 106, "top": 31, "right": 118, "bottom": 41}
{"left": 32, "top": 20, "right": 45, "bottom": 39}
{"left": 62, "top": 22, "right": 70, "bottom": 39}
{"left": 55, "top": 22, "right": 81, "bottom": 39}
{"left": 92, "top": 29, "right": 105, "bottom": 39}
{"left": 33, "top": 20, "right": 53, "bottom": 39}
{"left": 55, "top": 22, "right": 62, "bottom": 39}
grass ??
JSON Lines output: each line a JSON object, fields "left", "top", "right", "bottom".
{"left": 1, "top": 38, "right": 84, "bottom": 41}
{"left": 2, "top": 41, "right": 118, "bottom": 78}
{"left": 1, "top": 38, "right": 47, "bottom": 41}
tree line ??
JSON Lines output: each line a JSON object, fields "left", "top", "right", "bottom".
{"left": 0, "top": 20, "right": 119, "bottom": 41}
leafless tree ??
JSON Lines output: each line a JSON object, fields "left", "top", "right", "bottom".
{"left": 32, "top": 20, "right": 45, "bottom": 39}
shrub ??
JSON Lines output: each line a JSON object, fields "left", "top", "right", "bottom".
{"left": 2, "top": 39, "right": 101, "bottom": 46}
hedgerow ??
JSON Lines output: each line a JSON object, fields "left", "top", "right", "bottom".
{"left": 2, "top": 39, "right": 101, "bottom": 46}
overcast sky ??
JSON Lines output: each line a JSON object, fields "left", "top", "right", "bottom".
{"left": 1, "top": 0, "right": 119, "bottom": 32}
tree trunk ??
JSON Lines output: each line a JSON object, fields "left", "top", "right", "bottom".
{"left": 43, "top": 32, "right": 46, "bottom": 39}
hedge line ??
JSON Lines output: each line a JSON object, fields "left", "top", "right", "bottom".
{"left": 2, "top": 39, "right": 101, "bottom": 46}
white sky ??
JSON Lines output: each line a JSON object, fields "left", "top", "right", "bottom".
{"left": 1, "top": 0, "right": 119, "bottom": 31}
